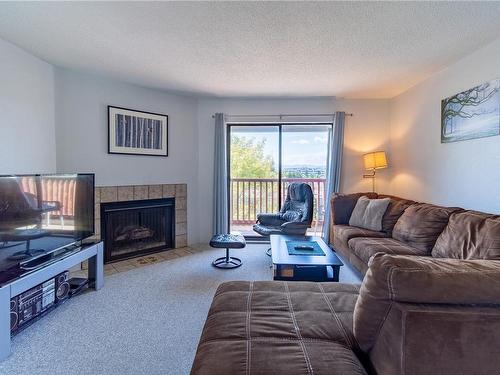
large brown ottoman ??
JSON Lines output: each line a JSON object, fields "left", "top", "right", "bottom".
{"left": 190, "top": 280, "right": 366, "bottom": 375}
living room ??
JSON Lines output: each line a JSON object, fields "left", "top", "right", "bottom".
{"left": 0, "top": 2, "right": 499, "bottom": 375}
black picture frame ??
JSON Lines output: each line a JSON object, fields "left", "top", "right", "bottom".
{"left": 108, "top": 105, "right": 169, "bottom": 157}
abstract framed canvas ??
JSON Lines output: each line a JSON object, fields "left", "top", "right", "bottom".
{"left": 441, "top": 78, "right": 500, "bottom": 143}
{"left": 108, "top": 106, "right": 168, "bottom": 156}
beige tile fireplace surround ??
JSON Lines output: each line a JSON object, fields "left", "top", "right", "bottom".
{"left": 92, "top": 183, "right": 187, "bottom": 249}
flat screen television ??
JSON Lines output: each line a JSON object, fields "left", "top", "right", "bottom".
{"left": 0, "top": 173, "right": 94, "bottom": 274}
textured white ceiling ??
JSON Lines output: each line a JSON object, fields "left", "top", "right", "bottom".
{"left": 1, "top": 2, "right": 500, "bottom": 98}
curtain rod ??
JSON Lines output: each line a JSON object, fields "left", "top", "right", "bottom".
{"left": 211, "top": 113, "right": 353, "bottom": 118}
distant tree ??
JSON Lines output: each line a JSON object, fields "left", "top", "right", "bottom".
{"left": 283, "top": 170, "right": 300, "bottom": 178}
{"left": 230, "top": 136, "right": 276, "bottom": 178}
{"left": 283, "top": 168, "right": 326, "bottom": 179}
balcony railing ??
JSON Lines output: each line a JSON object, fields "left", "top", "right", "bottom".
{"left": 230, "top": 178, "right": 327, "bottom": 230}
{"left": 20, "top": 176, "right": 77, "bottom": 217}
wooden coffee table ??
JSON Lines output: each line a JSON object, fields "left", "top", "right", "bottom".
{"left": 271, "top": 234, "right": 343, "bottom": 282}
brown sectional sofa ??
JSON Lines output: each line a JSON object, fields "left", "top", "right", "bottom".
{"left": 191, "top": 193, "right": 500, "bottom": 374}
{"left": 330, "top": 192, "right": 500, "bottom": 275}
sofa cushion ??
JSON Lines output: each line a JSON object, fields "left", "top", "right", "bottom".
{"left": 348, "top": 237, "right": 427, "bottom": 265}
{"left": 349, "top": 196, "right": 391, "bottom": 232}
{"left": 353, "top": 253, "right": 500, "bottom": 353}
{"left": 392, "top": 203, "right": 461, "bottom": 254}
{"left": 330, "top": 192, "right": 378, "bottom": 225}
{"left": 333, "top": 225, "right": 388, "bottom": 246}
{"left": 432, "top": 211, "right": 500, "bottom": 260}
{"left": 378, "top": 196, "right": 416, "bottom": 235}
{"left": 191, "top": 281, "right": 367, "bottom": 375}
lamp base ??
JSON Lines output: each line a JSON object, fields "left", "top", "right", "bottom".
{"left": 363, "top": 169, "right": 376, "bottom": 193}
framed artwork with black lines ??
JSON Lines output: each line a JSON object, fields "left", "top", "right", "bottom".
{"left": 108, "top": 105, "right": 168, "bottom": 156}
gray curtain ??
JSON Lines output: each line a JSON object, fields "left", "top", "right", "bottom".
{"left": 322, "top": 112, "right": 345, "bottom": 243}
{"left": 213, "top": 113, "right": 228, "bottom": 235}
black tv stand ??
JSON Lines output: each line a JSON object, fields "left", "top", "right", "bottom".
{"left": 0, "top": 242, "right": 104, "bottom": 361}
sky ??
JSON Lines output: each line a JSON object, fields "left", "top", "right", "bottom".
{"left": 231, "top": 125, "right": 330, "bottom": 168}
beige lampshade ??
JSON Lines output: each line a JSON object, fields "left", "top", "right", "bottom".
{"left": 363, "top": 151, "right": 388, "bottom": 170}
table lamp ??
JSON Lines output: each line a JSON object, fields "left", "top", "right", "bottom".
{"left": 363, "top": 151, "right": 388, "bottom": 192}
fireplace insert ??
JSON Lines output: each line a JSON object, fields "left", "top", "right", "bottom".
{"left": 101, "top": 198, "right": 175, "bottom": 263}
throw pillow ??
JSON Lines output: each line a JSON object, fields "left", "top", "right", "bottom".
{"left": 349, "top": 196, "right": 391, "bottom": 232}
{"left": 349, "top": 196, "right": 370, "bottom": 227}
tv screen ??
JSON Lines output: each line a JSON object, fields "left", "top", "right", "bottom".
{"left": 0, "top": 174, "right": 94, "bottom": 271}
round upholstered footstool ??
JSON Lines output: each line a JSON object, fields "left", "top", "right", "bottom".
{"left": 210, "top": 233, "right": 246, "bottom": 269}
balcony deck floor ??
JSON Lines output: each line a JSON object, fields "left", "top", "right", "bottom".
{"left": 231, "top": 224, "right": 324, "bottom": 238}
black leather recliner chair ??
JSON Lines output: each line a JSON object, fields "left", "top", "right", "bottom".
{"left": 253, "top": 183, "right": 314, "bottom": 254}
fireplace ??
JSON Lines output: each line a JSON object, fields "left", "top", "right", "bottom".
{"left": 101, "top": 198, "right": 175, "bottom": 263}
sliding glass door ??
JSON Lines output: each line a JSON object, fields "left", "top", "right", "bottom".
{"left": 228, "top": 123, "right": 332, "bottom": 238}
{"left": 229, "top": 125, "right": 279, "bottom": 237}
{"left": 281, "top": 125, "right": 331, "bottom": 236}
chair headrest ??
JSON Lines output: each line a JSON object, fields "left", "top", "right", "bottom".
{"left": 287, "top": 182, "right": 312, "bottom": 202}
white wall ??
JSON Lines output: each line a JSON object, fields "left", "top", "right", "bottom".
{"left": 54, "top": 68, "right": 200, "bottom": 242}
{"left": 0, "top": 38, "right": 56, "bottom": 173}
{"left": 390, "top": 38, "right": 500, "bottom": 213}
{"left": 336, "top": 98, "right": 391, "bottom": 194}
{"left": 0, "top": 37, "right": 393, "bottom": 244}
{"left": 196, "top": 97, "right": 390, "bottom": 242}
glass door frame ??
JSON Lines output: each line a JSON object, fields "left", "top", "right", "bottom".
{"left": 226, "top": 122, "right": 333, "bottom": 241}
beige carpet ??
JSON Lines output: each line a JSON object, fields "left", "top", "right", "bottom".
{"left": 0, "top": 243, "right": 361, "bottom": 375}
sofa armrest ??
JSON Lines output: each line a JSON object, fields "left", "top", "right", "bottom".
{"left": 256, "top": 213, "right": 284, "bottom": 226}
{"left": 369, "top": 301, "right": 500, "bottom": 375}
{"left": 374, "top": 254, "right": 500, "bottom": 305}
{"left": 353, "top": 253, "right": 500, "bottom": 352}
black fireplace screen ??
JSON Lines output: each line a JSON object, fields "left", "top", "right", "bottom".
{"left": 101, "top": 198, "right": 175, "bottom": 263}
